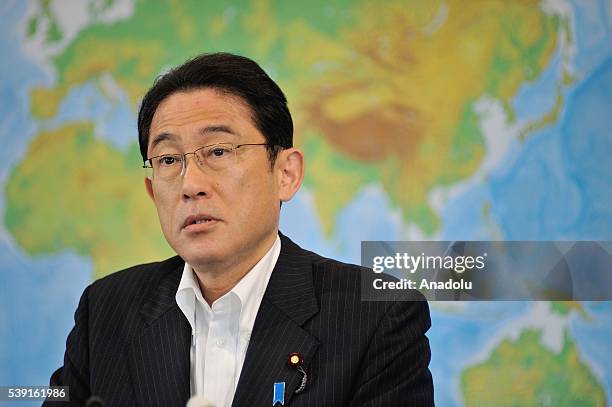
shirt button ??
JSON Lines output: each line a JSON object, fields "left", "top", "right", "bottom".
{"left": 215, "top": 338, "right": 225, "bottom": 348}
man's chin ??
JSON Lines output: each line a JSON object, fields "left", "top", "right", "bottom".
{"left": 179, "top": 248, "right": 231, "bottom": 270}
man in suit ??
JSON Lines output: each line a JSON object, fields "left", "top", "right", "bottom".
{"left": 46, "top": 53, "right": 433, "bottom": 406}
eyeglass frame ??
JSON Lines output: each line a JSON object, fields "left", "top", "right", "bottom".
{"left": 142, "top": 142, "right": 276, "bottom": 180}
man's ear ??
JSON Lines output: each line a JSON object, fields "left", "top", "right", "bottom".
{"left": 277, "top": 147, "right": 304, "bottom": 202}
{"left": 145, "top": 177, "right": 155, "bottom": 201}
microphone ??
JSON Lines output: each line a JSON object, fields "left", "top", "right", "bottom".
{"left": 186, "top": 395, "right": 215, "bottom": 407}
{"left": 85, "top": 396, "right": 106, "bottom": 407}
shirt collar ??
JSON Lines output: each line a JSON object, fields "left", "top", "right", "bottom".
{"left": 232, "top": 235, "right": 281, "bottom": 333}
{"left": 175, "top": 235, "right": 281, "bottom": 332}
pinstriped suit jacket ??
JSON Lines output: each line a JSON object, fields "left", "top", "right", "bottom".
{"left": 45, "top": 234, "right": 434, "bottom": 406}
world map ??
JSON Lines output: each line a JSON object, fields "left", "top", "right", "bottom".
{"left": 1, "top": 0, "right": 611, "bottom": 405}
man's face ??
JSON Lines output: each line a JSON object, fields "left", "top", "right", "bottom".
{"left": 145, "top": 88, "right": 300, "bottom": 272}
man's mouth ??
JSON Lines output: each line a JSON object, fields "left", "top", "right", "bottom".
{"left": 182, "top": 214, "right": 220, "bottom": 229}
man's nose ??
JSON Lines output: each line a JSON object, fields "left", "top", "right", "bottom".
{"left": 180, "top": 153, "right": 212, "bottom": 199}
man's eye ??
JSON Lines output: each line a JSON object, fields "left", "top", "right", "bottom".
{"left": 208, "top": 147, "right": 232, "bottom": 158}
{"left": 157, "top": 155, "right": 180, "bottom": 166}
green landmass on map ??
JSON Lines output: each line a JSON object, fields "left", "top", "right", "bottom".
{"left": 4, "top": 122, "right": 173, "bottom": 277}
{"left": 551, "top": 301, "right": 590, "bottom": 319}
{"left": 461, "top": 329, "right": 605, "bottom": 407}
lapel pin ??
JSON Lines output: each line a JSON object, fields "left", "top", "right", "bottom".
{"left": 287, "top": 352, "right": 307, "bottom": 394}
{"left": 273, "top": 382, "right": 285, "bottom": 406}
{"left": 288, "top": 352, "right": 303, "bottom": 368}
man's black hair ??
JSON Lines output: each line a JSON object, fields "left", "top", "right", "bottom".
{"left": 137, "top": 52, "right": 293, "bottom": 163}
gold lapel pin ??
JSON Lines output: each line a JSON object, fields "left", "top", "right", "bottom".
{"left": 288, "top": 352, "right": 303, "bottom": 368}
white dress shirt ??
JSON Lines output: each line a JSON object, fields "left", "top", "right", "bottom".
{"left": 175, "top": 236, "right": 281, "bottom": 407}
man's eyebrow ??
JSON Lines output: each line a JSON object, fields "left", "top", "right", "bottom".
{"left": 149, "top": 125, "right": 238, "bottom": 151}
{"left": 150, "top": 132, "right": 176, "bottom": 150}
{"left": 199, "top": 125, "right": 239, "bottom": 136}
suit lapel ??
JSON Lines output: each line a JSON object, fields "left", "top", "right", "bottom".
{"left": 233, "top": 235, "right": 320, "bottom": 407}
{"left": 127, "top": 258, "right": 191, "bottom": 407}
